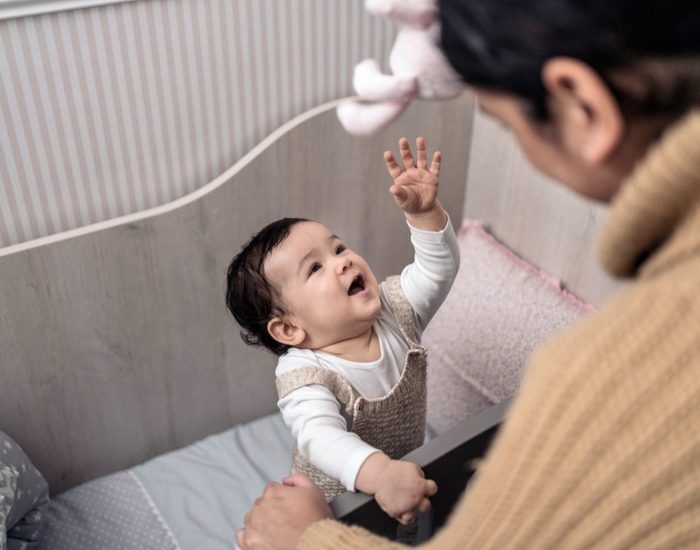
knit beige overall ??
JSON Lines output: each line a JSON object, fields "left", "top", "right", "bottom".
{"left": 275, "top": 276, "right": 427, "bottom": 502}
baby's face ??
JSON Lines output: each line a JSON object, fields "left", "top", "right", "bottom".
{"left": 265, "top": 221, "right": 381, "bottom": 349}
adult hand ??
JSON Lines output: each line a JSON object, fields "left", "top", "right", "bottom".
{"left": 236, "top": 473, "right": 333, "bottom": 550}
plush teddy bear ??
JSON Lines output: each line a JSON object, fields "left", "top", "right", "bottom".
{"left": 336, "top": 0, "right": 466, "bottom": 136}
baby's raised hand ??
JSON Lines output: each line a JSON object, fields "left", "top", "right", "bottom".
{"left": 384, "top": 137, "right": 441, "bottom": 215}
{"left": 374, "top": 459, "right": 438, "bottom": 525}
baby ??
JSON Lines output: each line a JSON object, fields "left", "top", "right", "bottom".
{"left": 225, "top": 137, "right": 459, "bottom": 525}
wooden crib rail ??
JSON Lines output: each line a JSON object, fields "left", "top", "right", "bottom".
{"left": 333, "top": 399, "right": 510, "bottom": 540}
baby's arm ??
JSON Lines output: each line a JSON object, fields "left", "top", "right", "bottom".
{"left": 384, "top": 137, "right": 460, "bottom": 331}
{"left": 356, "top": 452, "right": 437, "bottom": 525}
{"left": 279, "top": 385, "right": 438, "bottom": 523}
{"left": 278, "top": 385, "right": 379, "bottom": 490}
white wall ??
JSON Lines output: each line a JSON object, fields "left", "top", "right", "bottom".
{"left": 0, "top": 0, "right": 397, "bottom": 247}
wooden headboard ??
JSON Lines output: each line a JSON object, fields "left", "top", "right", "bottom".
{"left": 0, "top": 96, "right": 474, "bottom": 495}
{"left": 462, "top": 111, "right": 623, "bottom": 305}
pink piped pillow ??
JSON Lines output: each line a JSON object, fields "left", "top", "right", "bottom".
{"left": 423, "top": 220, "right": 594, "bottom": 434}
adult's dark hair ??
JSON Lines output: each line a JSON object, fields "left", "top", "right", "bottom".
{"left": 225, "top": 217, "right": 309, "bottom": 356}
{"left": 439, "top": 0, "right": 700, "bottom": 119}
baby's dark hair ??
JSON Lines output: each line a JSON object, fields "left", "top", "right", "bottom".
{"left": 225, "top": 217, "right": 309, "bottom": 355}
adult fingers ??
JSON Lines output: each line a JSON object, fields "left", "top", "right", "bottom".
{"left": 283, "top": 472, "right": 316, "bottom": 489}
{"left": 429, "top": 151, "right": 442, "bottom": 177}
{"left": 384, "top": 151, "right": 403, "bottom": 180}
{"left": 399, "top": 137, "right": 415, "bottom": 170}
{"left": 261, "top": 483, "right": 280, "bottom": 499}
{"left": 236, "top": 529, "right": 247, "bottom": 550}
{"left": 416, "top": 137, "right": 427, "bottom": 170}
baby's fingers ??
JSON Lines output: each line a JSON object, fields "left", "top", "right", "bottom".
{"left": 425, "top": 478, "right": 438, "bottom": 496}
{"left": 416, "top": 137, "right": 427, "bottom": 170}
{"left": 398, "top": 511, "right": 417, "bottom": 525}
{"left": 399, "top": 137, "right": 415, "bottom": 170}
{"left": 418, "top": 497, "right": 432, "bottom": 514}
{"left": 384, "top": 151, "right": 403, "bottom": 180}
{"left": 429, "top": 151, "right": 442, "bottom": 177}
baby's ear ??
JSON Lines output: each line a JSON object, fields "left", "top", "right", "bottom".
{"left": 267, "top": 316, "right": 306, "bottom": 347}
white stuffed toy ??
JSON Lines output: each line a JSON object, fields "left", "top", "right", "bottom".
{"left": 337, "top": 0, "right": 466, "bottom": 136}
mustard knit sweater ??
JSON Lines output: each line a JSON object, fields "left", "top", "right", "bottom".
{"left": 299, "top": 111, "right": 700, "bottom": 549}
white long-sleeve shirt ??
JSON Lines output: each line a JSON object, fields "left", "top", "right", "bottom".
{"left": 276, "top": 218, "right": 460, "bottom": 491}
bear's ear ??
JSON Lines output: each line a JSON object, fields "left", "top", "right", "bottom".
{"left": 267, "top": 316, "right": 306, "bottom": 347}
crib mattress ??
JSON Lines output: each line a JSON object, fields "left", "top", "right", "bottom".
{"left": 37, "top": 413, "right": 294, "bottom": 550}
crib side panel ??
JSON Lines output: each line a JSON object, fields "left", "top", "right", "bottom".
{"left": 0, "top": 95, "right": 474, "bottom": 494}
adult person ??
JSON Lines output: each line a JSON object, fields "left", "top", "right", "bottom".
{"left": 237, "top": 1, "right": 700, "bottom": 547}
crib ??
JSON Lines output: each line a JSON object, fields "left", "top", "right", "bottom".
{"left": 0, "top": 92, "right": 620, "bottom": 547}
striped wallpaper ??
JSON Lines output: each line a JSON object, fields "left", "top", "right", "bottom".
{"left": 0, "top": 0, "right": 396, "bottom": 248}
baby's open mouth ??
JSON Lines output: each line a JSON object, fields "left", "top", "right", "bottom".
{"left": 348, "top": 274, "right": 366, "bottom": 296}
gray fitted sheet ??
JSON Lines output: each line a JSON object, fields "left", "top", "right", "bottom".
{"left": 38, "top": 413, "right": 293, "bottom": 550}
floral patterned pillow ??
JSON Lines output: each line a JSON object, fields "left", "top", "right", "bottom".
{"left": 423, "top": 221, "right": 593, "bottom": 434}
{"left": 0, "top": 433, "right": 49, "bottom": 550}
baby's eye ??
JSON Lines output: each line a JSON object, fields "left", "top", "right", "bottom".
{"left": 335, "top": 245, "right": 346, "bottom": 254}
{"left": 309, "top": 262, "right": 321, "bottom": 276}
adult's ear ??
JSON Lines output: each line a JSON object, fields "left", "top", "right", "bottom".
{"left": 542, "top": 57, "right": 624, "bottom": 164}
{"left": 267, "top": 316, "right": 306, "bottom": 347}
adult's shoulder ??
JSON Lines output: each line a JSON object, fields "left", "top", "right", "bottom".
{"left": 455, "top": 273, "right": 700, "bottom": 546}
{"left": 525, "top": 271, "right": 699, "bottom": 390}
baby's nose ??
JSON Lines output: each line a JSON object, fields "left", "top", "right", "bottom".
{"left": 337, "top": 257, "right": 352, "bottom": 273}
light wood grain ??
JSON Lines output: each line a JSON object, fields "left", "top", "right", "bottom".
{"left": 463, "top": 110, "right": 625, "bottom": 306}
{"left": 0, "top": 95, "right": 474, "bottom": 494}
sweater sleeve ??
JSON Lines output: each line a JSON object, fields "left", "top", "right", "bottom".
{"left": 278, "top": 384, "right": 379, "bottom": 491}
{"left": 400, "top": 216, "right": 460, "bottom": 333}
{"left": 300, "top": 520, "right": 408, "bottom": 549}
